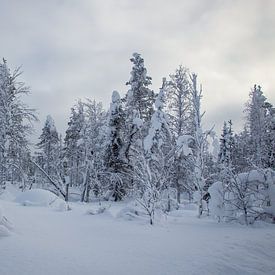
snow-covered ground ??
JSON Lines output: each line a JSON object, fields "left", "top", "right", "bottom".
{"left": 0, "top": 189, "right": 275, "bottom": 275}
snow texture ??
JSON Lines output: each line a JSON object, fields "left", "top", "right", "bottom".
{"left": 1, "top": 197, "right": 275, "bottom": 275}
{"left": 176, "top": 135, "right": 193, "bottom": 157}
{"left": 15, "top": 189, "right": 67, "bottom": 210}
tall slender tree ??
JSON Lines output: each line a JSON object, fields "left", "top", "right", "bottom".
{"left": 0, "top": 59, "right": 37, "bottom": 188}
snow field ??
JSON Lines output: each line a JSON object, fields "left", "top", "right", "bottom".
{"left": 0, "top": 193, "right": 275, "bottom": 275}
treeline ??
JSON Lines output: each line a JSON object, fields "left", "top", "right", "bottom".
{"left": 0, "top": 54, "right": 274, "bottom": 224}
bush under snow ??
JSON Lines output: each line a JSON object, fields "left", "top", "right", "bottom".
{"left": 209, "top": 169, "right": 275, "bottom": 224}
{"left": 15, "top": 189, "right": 68, "bottom": 211}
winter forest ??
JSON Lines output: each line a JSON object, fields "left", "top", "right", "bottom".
{"left": 1, "top": 53, "right": 275, "bottom": 274}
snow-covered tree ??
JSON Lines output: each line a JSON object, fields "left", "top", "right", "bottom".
{"left": 218, "top": 120, "right": 234, "bottom": 167}
{"left": 165, "top": 66, "right": 193, "bottom": 137}
{"left": 262, "top": 101, "right": 275, "bottom": 169}
{"left": 245, "top": 85, "right": 268, "bottom": 167}
{"left": 134, "top": 81, "right": 173, "bottom": 223}
{"left": 64, "top": 101, "right": 85, "bottom": 187}
{"left": 79, "top": 100, "right": 107, "bottom": 202}
{"left": 232, "top": 127, "right": 251, "bottom": 173}
{"left": 164, "top": 67, "right": 195, "bottom": 202}
{"left": 125, "top": 53, "right": 155, "bottom": 123}
{"left": 106, "top": 91, "right": 129, "bottom": 201}
{"left": 0, "top": 59, "right": 37, "bottom": 189}
{"left": 189, "top": 73, "right": 212, "bottom": 217}
{"left": 36, "top": 115, "right": 60, "bottom": 186}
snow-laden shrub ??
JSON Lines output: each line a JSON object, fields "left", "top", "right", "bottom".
{"left": 208, "top": 181, "right": 225, "bottom": 222}
{"left": 208, "top": 181, "right": 234, "bottom": 222}
{"left": 209, "top": 169, "right": 275, "bottom": 224}
{"left": 117, "top": 202, "right": 164, "bottom": 223}
{"left": 116, "top": 206, "right": 145, "bottom": 221}
{"left": 87, "top": 205, "right": 111, "bottom": 215}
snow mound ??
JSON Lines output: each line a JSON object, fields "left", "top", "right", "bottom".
{"left": 116, "top": 206, "right": 147, "bottom": 221}
{"left": 86, "top": 205, "right": 111, "bottom": 217}
{"left": 15, "top": 189, "right": 67, "bottom": 210}
{"left": 0, "top": 183, "right": 21, "bottom": 201}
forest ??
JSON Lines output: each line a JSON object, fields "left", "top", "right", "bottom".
{"left": 1, "top": 53, "right": 274, "bottom": 227}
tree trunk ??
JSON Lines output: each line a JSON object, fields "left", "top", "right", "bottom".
{"left": 85, "top": 184, "right": 90, "bottom": 203}
{"left": 198, "top": 196, "right": 203, "bottom": 218}
{"left": 65, "top": 184, "right": 69, "bottom": 202}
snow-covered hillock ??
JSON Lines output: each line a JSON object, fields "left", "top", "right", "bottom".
{"left": 15, "top": 189, "right": 68, "bottom": 211}
{"left": 0, "top": 183, "right": 21, "bottom": 201}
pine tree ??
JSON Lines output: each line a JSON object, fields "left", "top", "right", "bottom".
{"left": 106, "top": 91, "right": 128, "bottom": 201}
{"left": 36, "top": 115, "right": 60, "bottom": 185}
{"left": 123, "top": 53, "right": 155, "bottom": 191}
{"left": 262, "top": 101, "right": 275, "bottom": 169}
{"left": 246, "top": 85, "right": 267, "bottom": 167}
{"left": 125, "top": 53, "right": 155, "bottom": 123}
{"left": 218, "top": 120, "right": 234, "bottom": 167}
{"left": 64, "top": 101, "right": 85, "bottom": 187}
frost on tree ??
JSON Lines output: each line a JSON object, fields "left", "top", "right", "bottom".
{"left": 125, "top": 53, "right": 155, "bottom": 123}
{"left": 122, "top": 53, "right": 156, "bottom": 194}
{"left": 64, "top": 101, "right": 85, "bottom": 187}
{"left": 189, "top": 73, "right": 212, "bottom": 218}
{"left": 135, "top": 80, "right": 173, "bottom": 223}
{"left": 209, "top": 169, "right": 275, "bottom": 224}
{"left": 164, "top": 67, "right": 195, "bottom": 203}
{"left": 36, "top": 115, "right": 61, "bottom": 189}
{"left": 0, "top": 59, "right": 37, "bottom": 189}
{"left": 218, "top": 120, "right": 234, "bottom": 167}
{"left": 106, "top": 91, "right": 129, "bottom": 201}
{"left": 80, "top": 100, "right": 108, "bottom": 202}
{"left": 245, "top": 85, "right": 275, "bottom": 169}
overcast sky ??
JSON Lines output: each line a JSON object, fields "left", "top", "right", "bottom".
{"left": 1, "top": 0, "right": 274, "bottom": 142}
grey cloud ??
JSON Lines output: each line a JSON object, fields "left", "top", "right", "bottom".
{"left": 0, "top": 0, "right": 274, "bottom": 142}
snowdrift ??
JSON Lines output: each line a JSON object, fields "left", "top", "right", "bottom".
{"left": 15, "top": 189, "right": 67, "bottom": 211}
{"left": 0, "top": 183, "right": 21, "bottom": 201}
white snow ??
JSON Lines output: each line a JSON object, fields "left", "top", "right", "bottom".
{"left": 15, "top": 189, "right": 67, "bottom": 210}
{"left": 0, "top": 203, "right": 13, "bottom": 237}
{"left": 0, "top": 196, "right": 275, "bottom": 275}
{"left": 176, "top": 135, "right": 193, "bottom": 157}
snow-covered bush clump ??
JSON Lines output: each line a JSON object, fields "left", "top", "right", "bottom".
{"left": 15, "top": 189, "right": 68, "bottom": 211}
{"left": 209, "top": 169, "right": 275, "bottom": 224}
{"left": 208, "top": 181, "right": 234, "bottom": 222}
{"left": 116, "top": 202, "right": 150, "bottom": 222}
{"left": 86, "top": 205, "right": 111, "bottom": 216}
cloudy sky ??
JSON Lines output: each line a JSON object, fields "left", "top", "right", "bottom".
{"left": 1, "top": 0, "right": 274, "bottom": 141}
